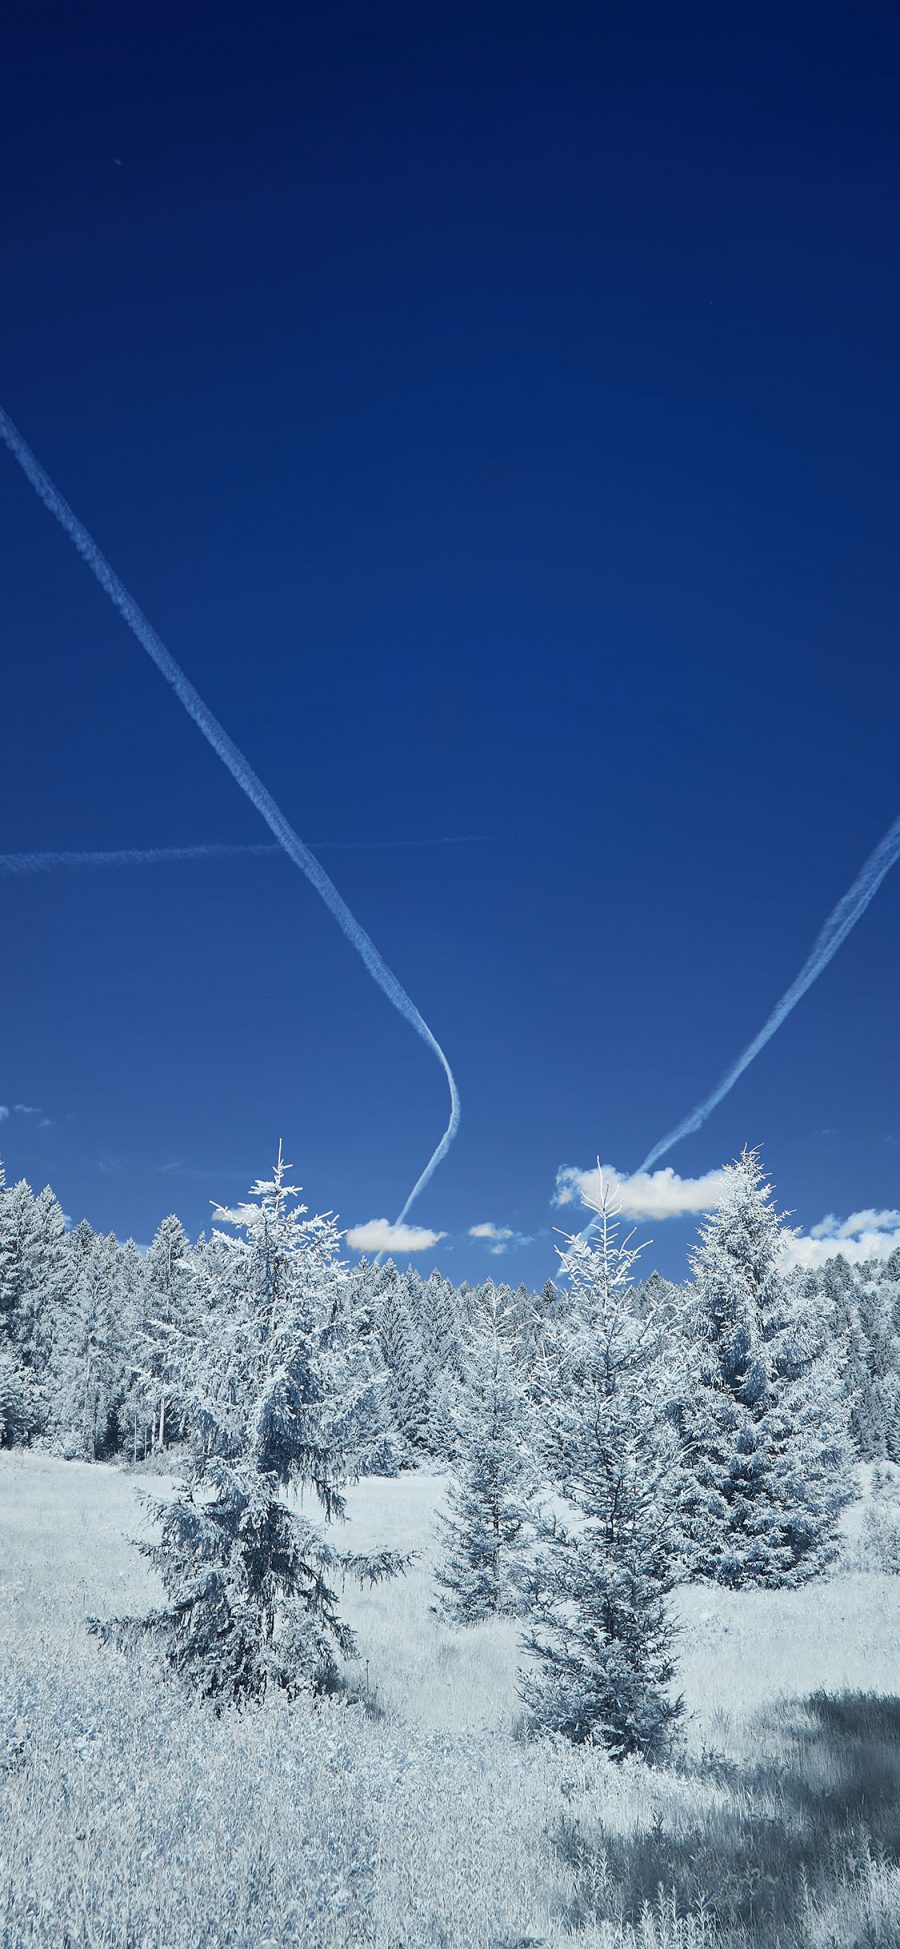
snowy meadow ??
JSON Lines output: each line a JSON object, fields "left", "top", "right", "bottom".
{"left": 3, "top": 1455, "right": 900, "bottom": 1947}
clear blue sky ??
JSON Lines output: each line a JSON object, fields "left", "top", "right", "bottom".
{"left": 2, "top": 1, "right": 898, "bottom": 1282}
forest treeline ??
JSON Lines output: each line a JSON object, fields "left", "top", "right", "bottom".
{"left": 1, "top": 1153, "right": 898, "bottom": 1473}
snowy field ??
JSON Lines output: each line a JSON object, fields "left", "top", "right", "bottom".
{"left": 2, "top": 1452, "right": 900, "bottom": 1947}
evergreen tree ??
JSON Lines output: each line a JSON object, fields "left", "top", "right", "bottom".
{"left": 678, "top": 1148, "right": 853, "bottom": 1587}
{"left": 49, "top": 1226, "right": 121, "bottom": 1459}
{"left": 0, "top": 1347, "right": 34, "bottom": 1446}
{"left": 142, "top": 1214, "right": 194, "bottom": 1450}
{"left": 519, "top": 1178, "right": 683, "bottom": 1759}
{"left": 846, "top": 1266, "right": 900, "bottom": 1461}
{"left": 0, "top": 1176, "right": 69, "bottom": 1424}
{"left": 375, "top": 1265, "right": 432, "bottom": 1458}
{"left": 433, "top": 1290, "right": 539, "bottom": 1622}
{"left": 418, "top": 1267, "right": 464, "bottom": 1454}
{"left": 418, "top": 1267, "right": 462, "bottom": 1375}
{"left": 96, "top": 1150, "right": 410, "bottom": 1702}
{"left": 321, "top": 1257, "right": 402, "bottom": 1476}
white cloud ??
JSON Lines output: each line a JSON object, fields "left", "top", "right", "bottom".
{"left": 810, "top": 1209, "right": 900, "bottom": 1241}
{"left": 345, "top": 1218, "right": 446, "bottom": 1254}
{"left": 0, "top": 1105, "right": 8, "bottom": 1122}
{"left": 14, "top": 1104, "right": 41, "bottom": 1116}
{"left": 555, "top": 1161, "right": 729, "bottom": 1221}
{"left": 469, "top": 1220, "right": 533, "bottom": 1255}
{"left": 785, "top": 1208, "right": 900, "bottom": 1270}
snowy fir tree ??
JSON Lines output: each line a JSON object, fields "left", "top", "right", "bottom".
{"left": 678, "top": 1148, "right": 853, "bottom": 1588}
{"left": 519, "top": 1175, "right": 684, "bottom": 1759}
{"left": 0, "top": 1165, "right": 33, "bottom": 1444}
{"left": 142, "top": 1213, "right": 195, "bottom": 1451}
{"left": 0, "top": 1171, "right": 68, "bottom": 1432}
{"left": 320, "top": 1256, "right": 402, "bottom": 1476}
{"left": 49, "top": 1225, "right": 123, "bottom": 1460}
{"left": 0, "top": 1346, "right": 34, "bottom": 1446}
{"left": 836, "top": 1259, "right": 900, "bottom": 1461}
{"left": 96, "top": 1148, "right": 411, "bottom": 1703}
{"left": 432, "top": 1289, "right": 539, "bottom": 1623}
{"left": 375, "top": 1265, "right": 433, "bottom": 1459}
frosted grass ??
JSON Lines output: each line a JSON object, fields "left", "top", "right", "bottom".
{"left": 3, "top": 1455, "right": 900, "bottom": 1947}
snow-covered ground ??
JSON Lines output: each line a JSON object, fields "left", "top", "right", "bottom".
{"left": 2, "top": 1452, "right": 899, "bottom": 1947}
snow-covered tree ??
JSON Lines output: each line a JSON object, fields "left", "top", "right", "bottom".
{"left": 321, "top": 1257, "right": 402, "bottom": 1476}
{"left": 417, "top": 1267, "right": 465, "bottom": 1454}
{"left": 678, "top": 1148, "right": 853, "bottom": 1587}
{"left": 418, "top": 1267, "right": 462, "bottom": 1375}
{"left": 433, "top": 1290, "right": 539, "bottom": 1622}
{"left": 142, "top": 1214, "right": 194, "bottom": 1450}
{"left": 519, "top": 1177, "right": 683, "bottom": 1759}
{"left": 375, "top": 1265, "right": 432, "bottom": 1458}
{"left": 0, "top": 1176, "right": 69, "bottom": 1424}
{"left": 49, "top": 1225, "right": 121, "bottom": 1459}
{"left": 844, "top": 1264, "right": 900, "bottom": 1461}
{"left": 0, "top": 1347, "right": 34, "bottom": 1446}
{"left": 96, "top": 1149, "right": 410, "bottom": 1702}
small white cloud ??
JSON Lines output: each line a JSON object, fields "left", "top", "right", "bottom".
{"left": 469, "top": 1220, "right": 533, "bottom": 1255}
{"left": 785, "top": 1208, "right": 900, "bottom": 1270}
{"left": 0, "top": 1105, "right": 8, "bottom": 1122}
{"left": 345, "top": 1218, "right": 446, "bottom": 1254}
{"left": 809, "top": 1214, "right": 840, "bottom": 1239}
{"left": 555, "top": 1161, "right": 729, "bottom": 1221}
{"left": 14, "top": 1104, "right": 41, "bottom": 1116}
{"left": 836, "top": 1208, "right": 900, "bottom": 1238}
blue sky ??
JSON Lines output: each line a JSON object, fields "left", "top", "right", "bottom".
{"left": 2, "top": 1, "right": 898, "bottom": 1282}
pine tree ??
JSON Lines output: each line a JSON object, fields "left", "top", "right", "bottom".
{"left": 845, "top": 1264, "right": 900, "bottom": 1461}
{"left": 418, "top": 1268, "right": 465, "bottom": 1455}
{"left": 375, "top": 1266, "right": 432, "bottom": 1458}
{"left": 518, "top": 1177, "right": 683, "bottom": 1759}
{"left": 321, "top": 1257, "right": 402, "bottom": 1476}
{"left": 0, "top": 1177, "right": 68, "bottom": 1420}
{"left": 433, "top": 1290, "right": 539, "bottom": 1622}
{"left": 95, "top": 1150, "right": 411, "bottom": 1702}
{"left": 49, "top": 1226, "right": 120, "bottom": 1459}
{"left": 142, "top": 1214, "right": 194, "bottom": 1450}
{"left": 0, "top": 1164, "right": 34, "bottom": 1445}
{"left": 0, "top": 1348, "right": 34, "bottom": 1446}
{"left": 678, "top": 1148, "right": 853, "bottom": 1587}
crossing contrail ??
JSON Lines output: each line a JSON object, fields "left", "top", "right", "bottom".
{"left": 0, "top": 836, "right": 485, "bottom": 876}
{"left": 0, "top": 403, "right": 460, "bottom": 1224}
{"left": 574, "top": 809, "right": 900, "bottom": 1246}
{"left": 637, "top": 811, "right": 900, "bottom": 1174}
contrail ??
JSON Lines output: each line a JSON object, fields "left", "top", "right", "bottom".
{"left": 0, "top": 844, "right": 277, "bottom": 875}
{"left": 573, "top": 810, "right": 900, "bottom": 1247}
{"left": 0, "top": 403, "right": 460, "bottom": 1224}
{"left": 0, "top": 836, "right": 485, "bottom": 876}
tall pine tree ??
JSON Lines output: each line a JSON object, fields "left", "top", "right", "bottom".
{"left": 678, "top": 1148, "right": 852, "bottom": 1587}
{"left": 96, "top": 1150, "right": 410, "bottom": 1702}
{"left": 519, "top": 1177, "right": 683, "bottom": 1759}
{"left": 433, "top": 1289, "right": 539, "bottom": 1622}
